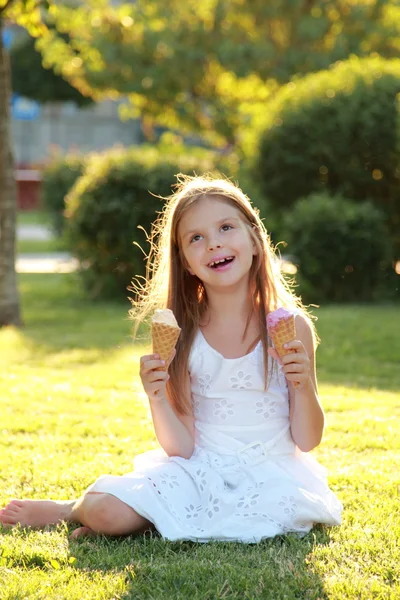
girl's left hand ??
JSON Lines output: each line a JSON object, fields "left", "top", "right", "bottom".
{"left": 267, "top": 340, "right": 311, "bottom": 389}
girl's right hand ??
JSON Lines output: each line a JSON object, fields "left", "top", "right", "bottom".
{"left": 139, "top": 354, "right": 170, "bottom": 403}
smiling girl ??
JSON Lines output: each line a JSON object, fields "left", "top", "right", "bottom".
{"left": 0, "top": 175, "right": 342, "bottom": 541}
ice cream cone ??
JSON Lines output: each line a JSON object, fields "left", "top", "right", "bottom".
{"left": 267, "top": 310, "right": 296, "bottom": 358}
{"left": 267, "top": 308, "right": 298, "bottom": 387}
{"left": 151, "top": 309, "right": 181, "bottom": 370}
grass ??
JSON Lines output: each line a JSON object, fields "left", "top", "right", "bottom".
{"left": 0, "top": 274, "right": 399, "bottom": 599}
{"left": 16, "top": 209, "right": 67, "bottom": 254}
{"left": 17, "top": 210, "right": 51, "bottom": 227}
{"left": 16, "top": 238, "right": 67, "bottom": 254}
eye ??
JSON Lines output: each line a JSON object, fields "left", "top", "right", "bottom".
{"left": 190, "top": 234, "right": 202, "bottom": 243}
{"left": 221, "top": 224, "right": 233, "bottom": 232}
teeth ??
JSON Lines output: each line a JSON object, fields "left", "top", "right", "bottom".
{"left": 209, "top": 257, "right": 233, "bottom": 267}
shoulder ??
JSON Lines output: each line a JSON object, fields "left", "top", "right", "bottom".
{"left": 294, "top": 313, "right": 317, "bottom": 356}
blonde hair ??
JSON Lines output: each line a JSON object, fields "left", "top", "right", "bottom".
{"left": 130, "top": 174, "right": 315, "bottom": 415}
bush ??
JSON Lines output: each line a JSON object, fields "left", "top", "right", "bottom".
{"left": 65, "top": 144, "right": 231, "bottom": 299}
{"left": 253, "top": 56, "right": 400, "bottom": 259}
{"left": 41, "top": 154, "right": 86, "bottom": 235}
{"left": 283, "top": 193, "right": 393, "bottom": 303}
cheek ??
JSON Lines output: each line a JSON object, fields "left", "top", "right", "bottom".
{"left": 182, "top": 248, "right": 197, "bottom": 274}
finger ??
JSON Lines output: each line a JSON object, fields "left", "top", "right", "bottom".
{"left": 280, "top": 351, "right": 307, "bottom": 365}
{"left": 282, "top": 363, "right": 304, "bottom": 375}
{"left": 282, "top": 340, "right": 304, "bottom": 353}
{"left": 140, "top": 359, "right": 166, "bottom": 374}
{"left": 140, "top": 354, "right": 161, "bottom": 368}
{"left": 267, "top": 347, "right": 282, "bottom": 364}
{"left": 144, "top": 370, "right": 169, "bottom": 384}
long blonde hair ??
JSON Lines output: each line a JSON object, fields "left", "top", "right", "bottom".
{"left": 130, "top": 174, "right": 315, "bottom": 415}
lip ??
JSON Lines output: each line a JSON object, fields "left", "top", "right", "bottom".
{"left": 207, "top": 256, "right": 235, "bottom": 269}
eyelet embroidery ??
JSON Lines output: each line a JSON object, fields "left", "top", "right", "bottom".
{"left": 230, "top": 371, "right": 253, "bottom": 389}
{"left": 207, "top": 494, "right": 221, "bottom": 518}
{"left": 193, "top": 398, "right": 201, "bottom": 416}
{"left": 278, "top": 495, "right": 298, "bottom": 518}
{"left": 198, "top": 373, "right": 212, "bottom": 395}
{"left": 255, "top": 397, "right": 277, "bottom": 419}
{"left": 213, "top": 399, "right": 235, "bottom": 420}
{"left": 160, "top": 474, "right": 179, "bottom": 489}
{"left": 184, "top": 504, "right": 203, "bottom": 520}
{"left": 237, "top": 493, "right": 260, "bottom": 509}
{"left": 195, "top": 469, "right": 208, "bottom": 492}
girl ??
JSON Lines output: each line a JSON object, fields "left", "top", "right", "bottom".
{"left": 0, "top": 175, "right": 342, "bottom": 542}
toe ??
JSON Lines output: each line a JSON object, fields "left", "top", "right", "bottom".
{"left": 70, "top": 526, "right": 96, "bottom": 540}
{"left": 0, "top": 514, "right": 19, "bottom": 525}
{"left": 4, "top": 500, "right": 24, "bottom": 511}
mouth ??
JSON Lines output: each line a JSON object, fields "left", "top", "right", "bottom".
{"left": 208, "top": 256, "right": 235, "bottom": 270}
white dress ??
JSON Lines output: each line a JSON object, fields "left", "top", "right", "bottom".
{"left": 87, "top": 330, "right": 342, "bottom": 543}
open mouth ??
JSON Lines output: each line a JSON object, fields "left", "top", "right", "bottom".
{"left": 208, "top": 256, "right": 235, "bottom": 269}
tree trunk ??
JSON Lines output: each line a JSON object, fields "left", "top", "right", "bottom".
{"left": 0, "top": 21, "right": 21, "bottom": 327}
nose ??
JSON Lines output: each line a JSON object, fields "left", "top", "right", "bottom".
{"left": 208, "top": 238, "right": 222, "bottom": 251}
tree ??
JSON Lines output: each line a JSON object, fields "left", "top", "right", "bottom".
{"left": 0, "top": 0, "right": 81, "bottom": 327}
{"left": 38, "top": 0, "right": 400, "bottom": 147}
{"left": 1, "top": 0, "right": 399, "bottom": 326}
{"left": 10, "top": 33, "right": 93, "bottom": 106}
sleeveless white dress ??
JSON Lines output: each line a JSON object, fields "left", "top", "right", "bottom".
{"left": 87, "top": 330, "right": 342, "bottom": 542}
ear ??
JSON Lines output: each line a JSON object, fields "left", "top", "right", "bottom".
{"left": 250, "top": 225, "right": 258, "bottom": 256}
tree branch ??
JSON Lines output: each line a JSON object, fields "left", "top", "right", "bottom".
{"left": 0, "top": 0, "right": 17, "bottom": 17}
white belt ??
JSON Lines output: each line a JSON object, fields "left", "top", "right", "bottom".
{"left": 195, "top": 423, "right": 294, "bottom": 467}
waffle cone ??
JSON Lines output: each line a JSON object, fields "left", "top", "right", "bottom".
{"left": 269, "top": 314, "right": 296, "bottom": 358}
{"left": 152, "top": 322, "right": 181, "bottom": 370}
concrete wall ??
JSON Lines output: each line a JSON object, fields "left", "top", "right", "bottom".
{"left": 11, "top": 100, "right": 142, "bottom": 164}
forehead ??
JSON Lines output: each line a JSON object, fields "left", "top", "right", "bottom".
{"left": 178, "top": 196, "right": 242, "bottom": 234}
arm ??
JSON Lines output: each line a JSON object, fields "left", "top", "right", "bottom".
{"left": 268, "top": 315, "right": 324, "bottom": 452}
{"left": 140, "top": 353, "right": 195, "bottom": 459}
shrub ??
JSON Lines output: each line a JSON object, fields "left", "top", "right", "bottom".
{"left": 283, "top": 193, "right": 393, "bottom": 303}
{"left": 65, "top": 144, "right": 231, "bottom": 299}
{"left": 41, "top": 154, "right": 86, "bottom": 234}
{"left": 253, "top": 56, "right": 400, "bottom": 259}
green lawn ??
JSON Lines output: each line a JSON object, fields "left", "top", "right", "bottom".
{"left": 17, "top": 210, "right": 51, "bottom": 227}
{"left": 0, "top": 275, "right": 399, "bottom": 599}
{"left": 17, "top": 239, "right": 67, "bottom": 255}
{"left": 16, "top": 209, "right": 67, "bottom": 254}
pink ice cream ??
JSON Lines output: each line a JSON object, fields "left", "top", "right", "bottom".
{"left": 266, "top": 307, "right": 292, "bottom": 330}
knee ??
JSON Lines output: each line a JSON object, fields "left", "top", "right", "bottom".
{"left": 84, "top": 494, "right": 126, "bottom": 535}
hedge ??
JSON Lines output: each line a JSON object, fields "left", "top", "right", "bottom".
{"left": 41, "top": 154, "right": 87, "bottom": 235}
{"left": 283, "top": 193, "right": 393, "bottom": 303}
{"left": 253, "top": 56, "right": 400, "bottom": 259}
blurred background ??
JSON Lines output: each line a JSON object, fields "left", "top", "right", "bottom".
{"left": 1, "top": 0, "right": 400, "bottom": 312}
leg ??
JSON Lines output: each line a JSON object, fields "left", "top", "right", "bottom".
{"left": 0, "top": 498, "right": 76, "bottom": 528}
{"left": 0, "top": 492, "right": 152, "bottom": 537}
{"left": 71, "top": 492, "right": 153, "bottom": 537}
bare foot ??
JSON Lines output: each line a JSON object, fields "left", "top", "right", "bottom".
{"left": 69, "top": 526, "right": 97, "bottom": 540}
{"left": 0, "top": 499, "right": 76, "bottom": 528}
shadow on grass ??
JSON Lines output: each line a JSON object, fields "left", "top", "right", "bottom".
{"left": 16, "top": 273, "right": 149, "bottom": 357}
{"left": 0, "top": 522, "right": 333, "bottom": 598}
{"left": 63, "top": 525, "right": 333, "bottom": 600}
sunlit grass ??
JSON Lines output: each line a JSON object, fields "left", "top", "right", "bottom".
{"left": 17, "top": 210, "right": 50, "bottom": 227}
{"left": 17, "top": 239, "right": 67, "bottom": 254}
{"left": 0, "top": 274, "right": 399, "bottom": 599}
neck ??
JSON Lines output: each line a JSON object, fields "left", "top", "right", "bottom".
{"left": 203, "top": 281, "right": 254, "bottom": 324}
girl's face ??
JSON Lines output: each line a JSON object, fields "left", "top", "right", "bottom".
{"left": 178, "top": 196, "right": 257, "bottom": 291}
